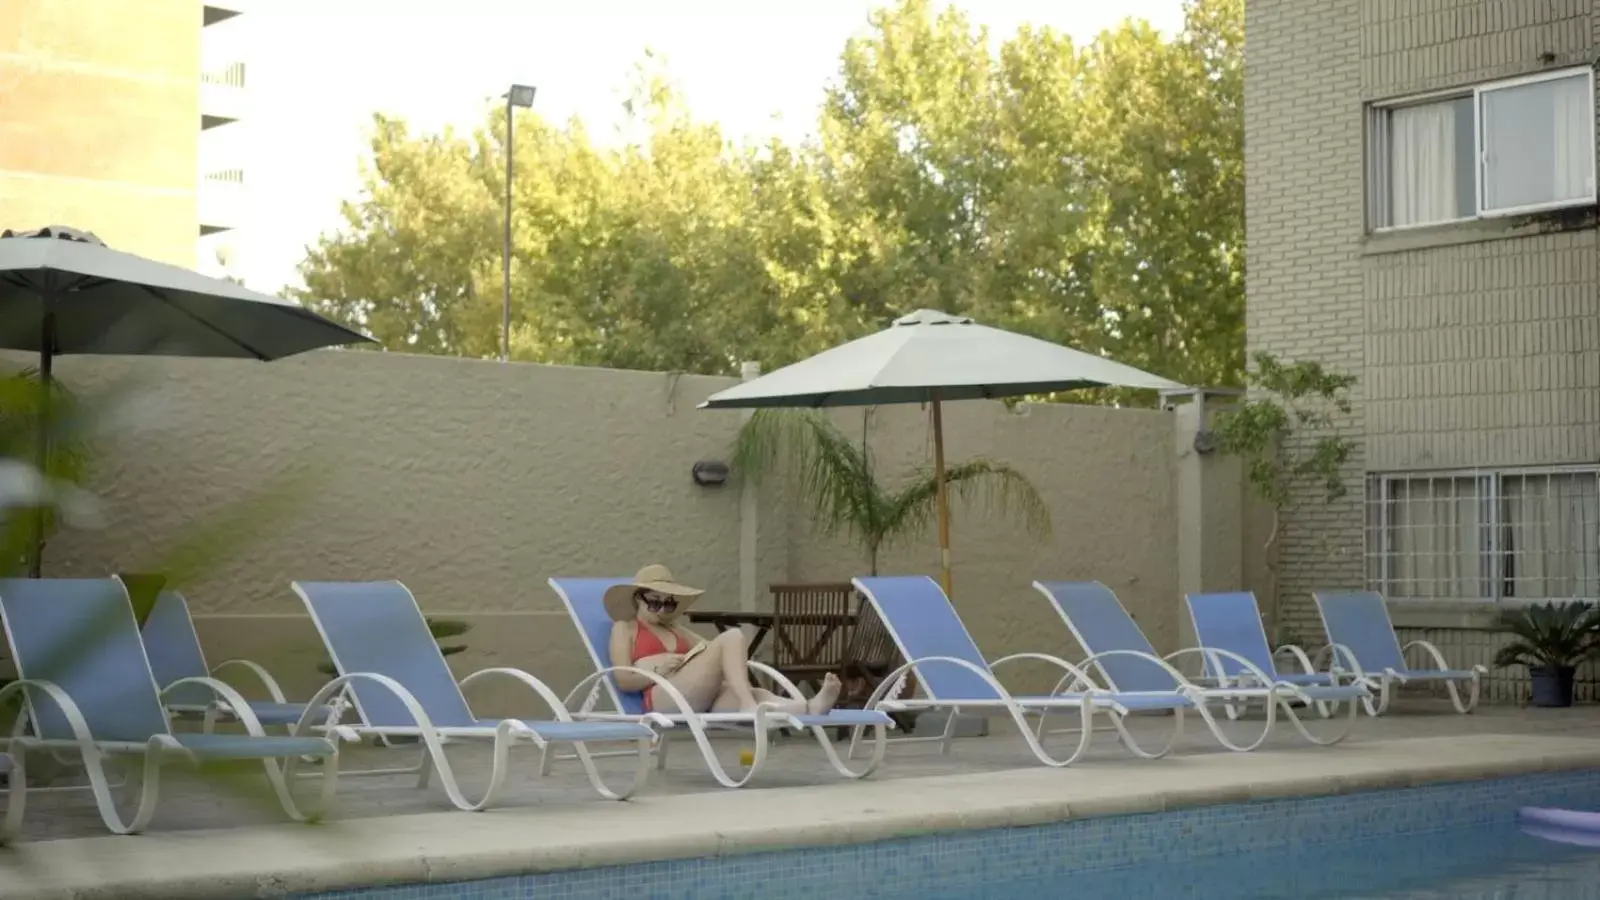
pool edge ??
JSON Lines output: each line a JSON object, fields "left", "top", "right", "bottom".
{"left": 7, "top": 735, "right": 1600, "bottom": 899}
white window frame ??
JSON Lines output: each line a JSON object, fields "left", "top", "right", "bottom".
{"left": 1366, "top": 465, "right": 1600, "bottom": 607}
{"left": 1367, "top": 67, "right": 1598, "bottom": 232}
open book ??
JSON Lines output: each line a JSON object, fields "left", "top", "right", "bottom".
{"left": 663, "top": 640, "right": 709, "bottom": 675}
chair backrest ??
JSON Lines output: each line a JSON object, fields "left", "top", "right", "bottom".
{"left": 294, "top": 581, "right": 475, "bottom": 729}
{"left": 137, "top": 588, "right": 217, "bottom": 707}
{"left": 1313, "top": 590, "right": 1406, "bottom": 671}
{"left": 1033, "top": 581, "right": 1179, "bottom": 693}
{"left": 0, "top": 578, "right": 171, "bottom": 744}
{"left": 1185, "top": 591, "right": 1276, "bottom": 681}
{"left": 851, "top": 576, "right": 1001, "bottom": 703}
{"left": 547, "top": 577, "right": 642, "bottom": 716}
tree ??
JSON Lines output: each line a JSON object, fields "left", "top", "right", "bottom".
{"left": 730, "top": 409, "right": 1050, "bottom": 574}
{"left": 295, "top": 0, "right": 1245, "bottom": 398}
{"left": 1211, "top": 352, "right": 1356, "bottom": 636}
{"left": 816, "top": 0, "right": 1244, "bottom": 401}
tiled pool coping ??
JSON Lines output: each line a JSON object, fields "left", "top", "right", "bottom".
{"left": 4, "top": 733, "right": 1599, "bottom": 899}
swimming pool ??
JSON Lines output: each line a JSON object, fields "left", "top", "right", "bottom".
{"left": 296, "top": 769, "right": 1600, "bottom": 900}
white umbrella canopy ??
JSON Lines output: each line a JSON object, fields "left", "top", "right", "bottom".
{"left": 700, "top": 309, "right": 1183, "bottom": 409}
{"left": 0, "top": 226, "right": 374, "bottom": 576}
{"left": 0, "top": 226, "right": 371, "bottom": 359}
{"left": 701, "top": 309, "right": 1187, "bottom": 595}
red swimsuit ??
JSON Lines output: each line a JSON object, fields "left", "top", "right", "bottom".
{"left": 632, "top": 623, "right": 690, "bottom": 712}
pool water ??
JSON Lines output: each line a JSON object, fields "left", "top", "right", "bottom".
{"left": 906, "top": 825, "right": 1600, "bottom": 899}
{"left": 299, "top": 769, "right": 1600, "bottom": 900}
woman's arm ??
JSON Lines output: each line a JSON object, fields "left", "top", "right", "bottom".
{"left": 609, "top": 621, "right": 656, "bottom": 693}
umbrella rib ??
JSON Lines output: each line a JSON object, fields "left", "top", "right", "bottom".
{"left": 131, "top": 284, "right": 273, "bottom": 361}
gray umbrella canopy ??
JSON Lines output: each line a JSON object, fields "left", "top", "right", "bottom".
{"left": 701, "top": 309, "right": 1186, "bottom": 596}
{"left": 0, "top": 226, "right": 371, "bottom": 358}
{"left": 0, "top": 226, "right": 374, "bottom": 576}
{"left": 700, "top": 309, "right": 1183, "bottom": 409}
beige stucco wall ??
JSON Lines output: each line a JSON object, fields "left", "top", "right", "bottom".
{"left": 788, "top": 401, "right": 1185, "bottom": 695}
{"left": 21, "top": 350, "right": 1253, "bottom": 713}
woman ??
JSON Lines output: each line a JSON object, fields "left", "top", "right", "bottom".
{"left": 605, "top": 564, "right": 840, "bottom": 716}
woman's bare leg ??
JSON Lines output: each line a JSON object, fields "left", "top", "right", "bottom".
{"left": 807, "top": 673, "right": 842, "bottom": 715}
{"left": 712, "top": 686, "right": 806, "bottom": 716}
{"left": 661, "top": 652, "right": 724, "bottom": 713}
{"left": 666, "top": 629, "right": 769, "bottom": 713}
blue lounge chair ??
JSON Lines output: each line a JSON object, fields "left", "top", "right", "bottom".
{"left": 293, "top": 580, "right": 657, "bottom": 810}
{"left": 548, "top": 577, "right": 890, "bottom": 788}
{"left": 1035, "top": 581, "right": 1366, "bottom": 749}
{"left": 138, "top": 585, "right": 338, "bottom": 732}
{"left": 848, "top": 576, "right": 1194, "bottom": 767}
{"left": 1312, "top": 590, "right": 1485, "bottom": 715}
{"left": 0, "top": 578, "right": 340, "bottom": 841}
{"left": 1185, "top": 590, "right": 1354, "bottom": 718}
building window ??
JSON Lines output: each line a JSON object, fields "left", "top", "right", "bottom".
{"left": 1367, "top": 468, "right": 1600, "bottom": 604}
{"left": 1367, "top": 68, "right": 1597, "bottom": 230}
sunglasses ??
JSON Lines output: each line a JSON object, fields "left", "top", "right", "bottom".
{"left": 637, "top": 591, "right": 678, "bottom": 613}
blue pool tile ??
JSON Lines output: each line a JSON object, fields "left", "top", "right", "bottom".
{"left": 297, "top": 770, "right": 1600, "bottom": 900}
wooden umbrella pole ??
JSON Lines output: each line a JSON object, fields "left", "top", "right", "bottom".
{"left": 931, "top": 394, "right": 952, "bottom": 598}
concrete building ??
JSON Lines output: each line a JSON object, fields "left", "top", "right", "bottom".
{"left": 0, "top": 0, "right": 247, "bottom": 279}
{"left": 1245, "top": 0, "right": 1600, "bottom": 676}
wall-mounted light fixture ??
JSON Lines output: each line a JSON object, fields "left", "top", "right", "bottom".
{"left": 692, "top": 460, "right": 730, "bottom": 487}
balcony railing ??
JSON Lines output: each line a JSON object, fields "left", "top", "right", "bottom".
{"left": 198, "top": 171, "right": 246, "bottom": 233}
{"left": 199, "top": 62, "right": 247, "bottom": 128}
{"left": 201, "top": 62, "right": 246, "bottom": 89}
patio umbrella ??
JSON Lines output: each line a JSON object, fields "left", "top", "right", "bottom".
{"left": 0, "top": 225, "right": 375, "bottom": 575}
{"left": 700, "top": 309, "right": 1186, "bottom": 596}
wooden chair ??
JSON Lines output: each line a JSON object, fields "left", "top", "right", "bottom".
{"left": 768, "top": 582, "right": 919, "bottom": 739}
{"left": 768, "top": 582, "right": 855, "bottom": 691}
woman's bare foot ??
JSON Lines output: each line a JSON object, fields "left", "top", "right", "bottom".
{"left": 808, "top": 672, "right": 843, "bottom": 715}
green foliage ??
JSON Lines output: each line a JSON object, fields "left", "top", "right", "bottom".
{"left": 730, "top": 409, "right": 1050, "bottom": 574}
{"left": 1492, "top": 602, "right": 1600, "bottom": 671}
{"left": 315, "top": 617, "right": 472, "bottom": 677}
{"left": 0, "top": 369, "right": 94, "bottom": 573}
{"left": 1212, "top": 352, "right": 1356, "bottom": 510}
{"left": 295, "top": 0, "right": 1242, "bottom": 400}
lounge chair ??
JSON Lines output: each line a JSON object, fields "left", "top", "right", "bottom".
{"left": 293, "top": 580, "right": 657, "bottom": 810}
{"left": 0, "top": 578, "right": 341, "bottom": 841}
{"left": 137, "top": 585, "right": 338, "bottom": 732}
{"left": 547, "top": 577, "right": 891, "bottom": 788}
{"left": 1311, "top": 590, "right": 1485, "bottom": 715}
{"left": 1185, "top": 590, "right": 1361, "bottom": 721}
{"left": 847, "top": 575, "right": 1194, "bottom": 767}
{"left": 1034, "top": 581, "right": 1366, "bottom": 749}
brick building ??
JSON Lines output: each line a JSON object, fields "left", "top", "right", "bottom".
{"left": 0, "top": 0, "right": 247, "bottom": 278}
{"left": 1245, "top": 0, "right": 1600, "bottom": 697}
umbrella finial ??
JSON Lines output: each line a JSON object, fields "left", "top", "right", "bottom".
{"left": 894, "top": 309, "right": 973, "bottom": 327}
{"left": 0, "top": 225, "right": 107, "bottom": 247}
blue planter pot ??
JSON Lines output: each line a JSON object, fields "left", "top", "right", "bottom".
{"left": 1529, "top": 665, "right": 1576, "bottom": 708}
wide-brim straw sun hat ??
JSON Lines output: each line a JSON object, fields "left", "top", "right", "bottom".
{"left": 602, "top": 564, "right": 706, "bottom": 622}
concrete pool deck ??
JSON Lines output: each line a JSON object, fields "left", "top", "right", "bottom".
{"left": 3, "top": 704, "right": 1599, "bottom": 899}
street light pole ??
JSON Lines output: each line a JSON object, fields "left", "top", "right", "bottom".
{"left": 501, "top": 84, "right": 536, "bottom": 363}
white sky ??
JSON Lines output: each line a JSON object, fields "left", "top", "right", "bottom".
{"left": 231, "top": 0, "right": 1186, "bottom": 292}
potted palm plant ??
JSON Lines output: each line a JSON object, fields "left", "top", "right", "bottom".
{"left": 1491, "top": 601, "right": 1600, "bottom": 708}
